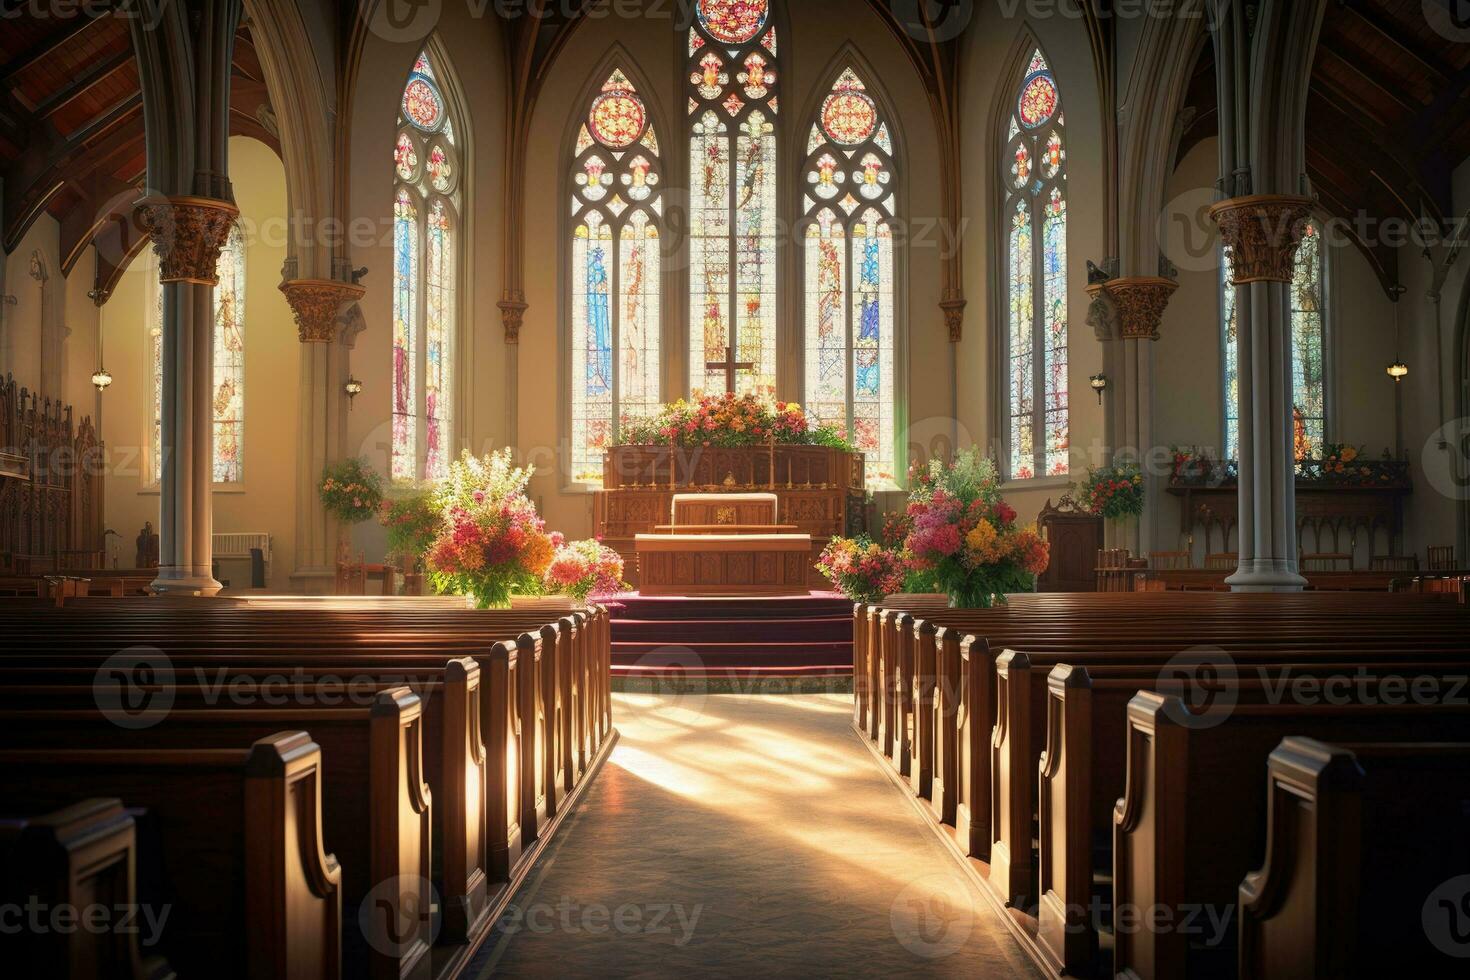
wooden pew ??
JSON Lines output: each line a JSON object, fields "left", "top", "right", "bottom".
{"left": 0, "top": 798, "right": 173, "bottom": 980}
{"left": 1112, "top": 693, "right": 1470, "bottom": 978}
{"left": 0, "top": 732, "right": 341, "bottom": 979}
{"left": 1036, "top": 661, "right": 1470, "bottom": 975}
{"left": 1238, "top": 737, "right": 1470, "bottom": 977}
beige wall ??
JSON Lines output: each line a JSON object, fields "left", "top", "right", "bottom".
{"left": 99, "top": 136, "right": 301, "bottom": 586}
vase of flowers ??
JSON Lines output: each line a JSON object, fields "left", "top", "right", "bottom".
{"left": 1079, "top": 459, "right": 1145, "bottom": 521}
{"left": 320, "top": 457, "right": 384, "bottom": 561}
{"left": 424, "top": 449, "right": 556, "bottom": 608}
{"left": 903, "top": 449, "right": 1049, "bottom": 608}
{"left": 542, "top": 538, "right": 629, "bottom": 603}
{"left": 816, "top": 535, "right": 910, "bottom": 604}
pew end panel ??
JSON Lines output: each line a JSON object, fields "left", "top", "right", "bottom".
{"left": 367, "top": 689, "right": 434, "bottom": 980}
{"left": 1037, "top": 664, "right": 1096, "bottom": 976}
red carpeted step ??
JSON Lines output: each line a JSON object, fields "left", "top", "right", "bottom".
{"left": 609, "top": 616, "right": 853, "bottom": 643}
{"left": 604, "top": 591, "right": 855, "bottom": 673}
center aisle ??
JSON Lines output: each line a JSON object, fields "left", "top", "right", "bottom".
{"left": 468, "top": 693, "right": 1040, "bottom": 977}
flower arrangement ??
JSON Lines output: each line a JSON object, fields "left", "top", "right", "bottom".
{"left": 816, "top": 535, "right": 909, "bottom": 603}
{"left": 379, "top": 489, "right": 438, "bottom": 569}
{"left": 616, "top": 393, "right": 853, "bottom": 450}
{"left": 424, "top": 449, "right": 557, "bottom": 608}
{"left": 319, "top": 457, "right": 383, "bottom": 524}
{"left": 1078, "top": 459, "right": 1145, "bottom": 521}
{"left": 543, "top": 539, "right": 629, "bottom": 602}
{"left": 902, "top": 449, "right": 1049, "bottom": 608}
{"left": 1297, "top": 443, "right": 1409, "bottom": 487}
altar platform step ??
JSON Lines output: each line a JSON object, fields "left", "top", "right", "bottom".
{"left": 606, "top": 591, "right": 854, "bottom": 677}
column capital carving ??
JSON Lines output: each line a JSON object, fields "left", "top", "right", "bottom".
{"left": 134, "top": 195, "right": 240, "bottom": 285}
{"left": 1085, "top": 276, "right": 1179, "bottom": 341}
{"left": 1207, "top": 194, "right": 1316, "bottom": 284}
{"left": 498, "top": 293, "right": 528, "bottom": 344}
{"left": 939, "top": 294, "right": 967, "bottom": 343}
{"left": 279, "top": 278, "right": 367, "bottom": 343}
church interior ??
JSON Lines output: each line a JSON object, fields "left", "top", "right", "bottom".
{"left": 3, "top": 0, "right": 1470, "bottom": 976}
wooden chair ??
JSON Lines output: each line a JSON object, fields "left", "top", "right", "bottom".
{"left": 1147, "top": 550, "right": 1191, "bottom": 570}
{"left": 1095, "top": 549, "right": 1135, "bottom": 593}
{"left": 1427, "top": 545, "right": 1456, "bottom": 570}
{"left": 334, "top": 553, "right": 367, "bottom": 595}
{"left": 1369, "top": 554, "right": 1418, "bottom": 572}
{"left": 1204, "top": 552, "right": 1237, "bottom": 570}
{"left": 1301, "top": 552, "right": 1352, "bottom": 572}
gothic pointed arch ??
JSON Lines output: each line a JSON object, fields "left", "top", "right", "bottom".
{"left": 564, "top": 51, "right": 668, "bottom": 484}
{"left": 996, "top": 36, "right": 1069, "bottom": 480}
{"left": 392, "top": 39, "right": 466, "bottom": 483}
{"left": 685, "top": 0, "right": 782, "bottom": 400}
{"left": 796, "top": 52, "right": 903, "bottom": 489}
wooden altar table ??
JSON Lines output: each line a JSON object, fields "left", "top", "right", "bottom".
{"left": 635, "top": 533, "right": 814, "bottom": 596}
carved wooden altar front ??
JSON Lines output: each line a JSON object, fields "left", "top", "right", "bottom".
{"left": 593, "top": 444, "right": 866, "bottom": 587}
{"left": 1168, "top": 482, "right": 1411, "bottom": 559}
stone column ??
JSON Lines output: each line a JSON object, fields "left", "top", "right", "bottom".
{"left": 498, "top": 293, "right": 526, "bottom": 454}
{"left": 134, "top": 196, "right": 240, "bottom": 595}
{"left": 1086, "top": 275, "right": 1177, "bottom": 555}
{"left": 1210, "top": 194, "right": 1315, "bottom": 590}
{"left": 282, "top": 278, "right": 367, "bottom": 592}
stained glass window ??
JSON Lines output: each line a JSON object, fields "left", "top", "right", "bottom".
{"left": 570, "top": 69, "right": 663, "bottom": 484}
{"left": 688, "top": 0, "right": 778, "bottom": 399}
{"left": 212, "top": 224, "right": 245, "bottom": 483}
{"left": 1002, "top": 48, "right": 1068, "bottom": 479}
{"left": 392, "top": 46, "right": 461, "bottom": 483}
{"left": 801, "top": 67, "right": 898, "bottom": 489}
{"left": 1221, "top": 221, "right": 1325, "bottom": 461}
{"left": 149, "top": 236, "right": 245, "bottom": 486}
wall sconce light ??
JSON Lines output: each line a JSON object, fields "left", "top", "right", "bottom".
{"left": 343, "top": 376, "right": 363, "bottom": 407}
{"left": 91, "top": 368, "right": 113, "bottom": 391}
{"left": 1089, "top": 373, "right": 1108, "bottom": 404}
{"left": 1386, "top": 360, "right": 1408, "bottom": 382}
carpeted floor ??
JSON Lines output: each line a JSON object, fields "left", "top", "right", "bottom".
{"left": 468, "top": 692, "right": 1039, "bottom": 978}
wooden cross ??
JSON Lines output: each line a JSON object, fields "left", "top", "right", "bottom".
{"left": 705, "top": 344, "right": 754, "bottom": 394}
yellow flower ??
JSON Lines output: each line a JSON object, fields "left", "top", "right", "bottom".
{"left": 1341, "top": 446, "right": 1358, "bottom": 462}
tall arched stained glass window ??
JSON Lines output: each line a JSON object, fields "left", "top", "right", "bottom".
{"left": 212, "top": 223, "right": 245, "bottom": 483}
{"left": 801, "top": 67, "right": 897, "bottom": 488}
{"left": 1222, "top": 220, "right": 1325, "bottom": 460}
{"left": 687, "top": 0, "right": 778, "bottom": 399}
{"left": 392, "top": 48, "right": 461, "bottom": 483}
{"left": 149, "top": 234, "right": 245, "bottom": 486}
{"left": 1002, "top": 48, "right": 1068, "bottom": 480}
{"left": 570, "top": 69, "right": 663, "bottom": 484}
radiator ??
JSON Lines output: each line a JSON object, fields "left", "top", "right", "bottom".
{"left": 213, "top": 532, "right": 272, "bottom": 562}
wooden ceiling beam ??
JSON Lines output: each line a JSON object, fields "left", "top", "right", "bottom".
{"left": 1315, "top": 46, "right": 1421, "bottom": 115}
{"left": 0, "top": 4, "right": 115, "bottom": 85}
{"left": 1341, "top": 2, "right": 1453, "bottom": 83}
{"left": 32, "top": 49, "right": 134, "bottom": 120}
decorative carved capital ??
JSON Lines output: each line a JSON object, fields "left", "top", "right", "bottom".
{"left": 939, "top": 295, "right": 967, "bottom": 343}
{"left": 1086, "top": 276, "right": 1178, "bottom": 341}
{"left": 498, "top": 294, "right": 528, "bottom": 344}
{"left": 1208, "top": 194, "right": 1315, "bottom": 284}
{"left": 279, "top": 278, "right": 367, "bottom": 343}
{"left": 133, "top": 196, "right": 240, "bottom": 285}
